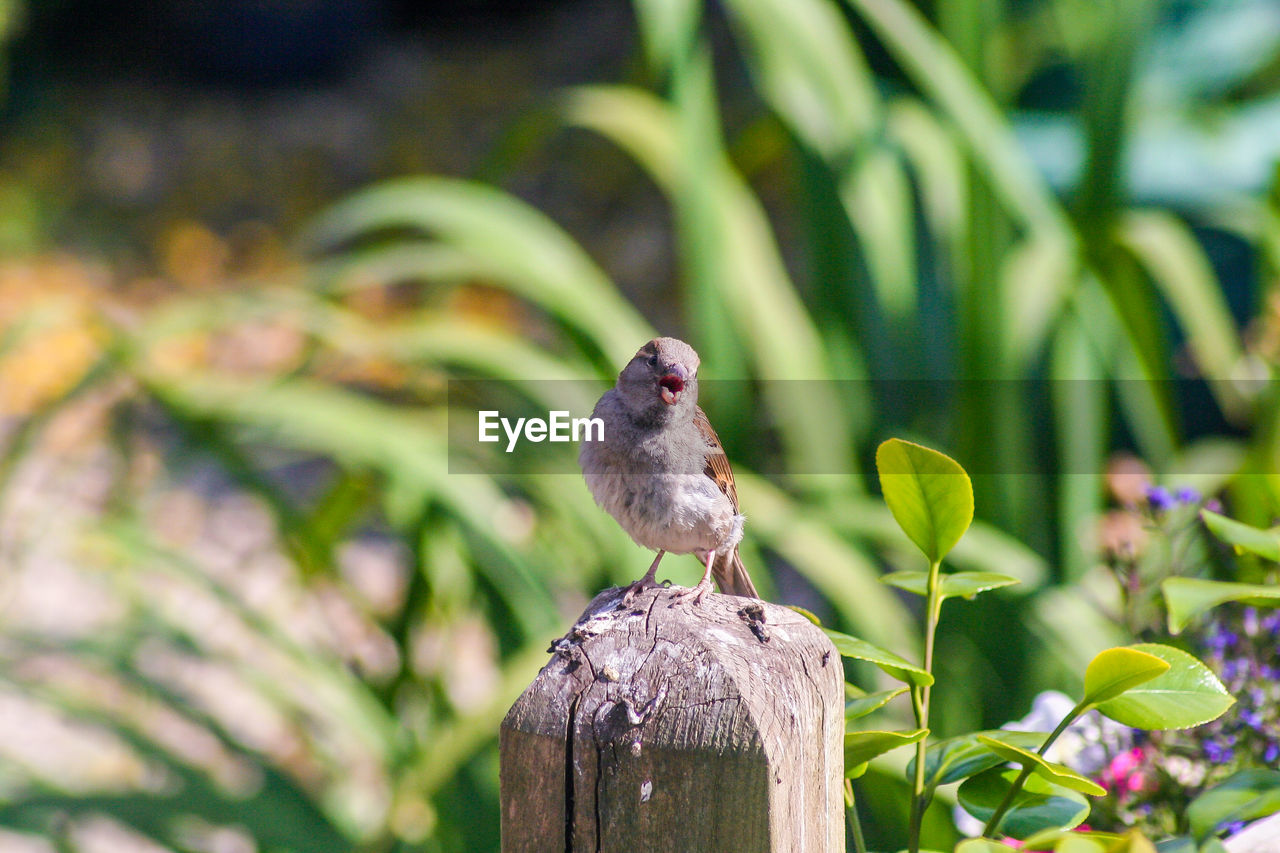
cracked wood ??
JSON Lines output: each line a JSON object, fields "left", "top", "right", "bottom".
{"left": 500, "top": 586, "right": 843, "bottom": 852}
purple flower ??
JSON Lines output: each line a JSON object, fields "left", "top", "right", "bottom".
{"left": 1262, "top": 611, "right": 1280, "bottom": 636}
{"left": 1265, "top": 743, "right": 1279, "bottom": 763}
{"left": 1205, "top": 738, "right": 1235, "bottom": 764}
{"left": 1240, "top": 709, "right": 1264, "bottom": 730}
{"left": 1174, "top": 486, "right": 1201, "bottom": 504}
{"left": 1205, "top": 626, "right": 1238, "bottom": 652}
{"left": 1145, "top": 486, "right": 1174, "bottom": 511}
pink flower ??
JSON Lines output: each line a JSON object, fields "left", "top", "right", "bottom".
{"left": 1101, "top": 748, "right": 1148, "bottom": 799}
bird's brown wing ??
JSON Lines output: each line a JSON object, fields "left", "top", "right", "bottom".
{"left": 694, "top": 406, "right": 738, "bottom": 511}
{"left": 694, "top": 407, "right": 758, "bottom": 598}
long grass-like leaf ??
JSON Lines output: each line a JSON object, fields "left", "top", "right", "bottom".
{"left": 1116, "top": 210, "right": 1245, "bottom": 415}
{"left": 300, "top": 177, "right": 652, "bottom": 368}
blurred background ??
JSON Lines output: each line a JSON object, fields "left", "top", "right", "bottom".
{"left": 1, "top": 0, "right": 1279, "bottom": 849}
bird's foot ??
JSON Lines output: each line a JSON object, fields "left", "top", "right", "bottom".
{"left": 621, "top": 575, "right": 671, "bottom": 606}
{"left": 669, "top": 577, "right": 714, "bottom": 606}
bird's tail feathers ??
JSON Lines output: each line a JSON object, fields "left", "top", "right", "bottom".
{"left": 712, "top": 549, "right": 759, "bottom": 599}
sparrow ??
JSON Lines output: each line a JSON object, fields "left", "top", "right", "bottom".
{"left": 578, "top": 337, "right": 760, "bottom": 601}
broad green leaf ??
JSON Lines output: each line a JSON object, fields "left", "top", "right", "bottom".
{"left": 957, "top": 767, "right": 1090, "bottom": 840}
{"left": 881, "top": 570, "right": 1021, "bottom": 600}
{"left": 1050, "top": 838, "right": 1107, "bottom": 853}
{"left": 1200, "top": 509, "right": 1280, "bottom": 561}
{"left": 1096, "top": 644, "right": 1233, "bottom": 730}
{"left": 844, "top": 728, "right": 928, "bottom": 778}
{"left": 975, "top": 735, "right": 1106, "bottom": 796}
{"left": 876, "top": 438, "right": 973, "bottom": 562}
{"left": 1163, "top": 578, "right": 1280, "bottom": 634}
{"left": 1111, "top": 832, "right": 1159, "bottom": 853}
{"left": 1019, "top": 829, "right": 1126, "bottom": 851}
{"left": 907, "top": 729, "right": 1046, "bottom": 788}
{"left": 845, "top": 687, "right": 907, "bottom": 721}
{"left": 1152, "top": 839, "right": 1197, "bottom": 853}
{"left": 956, "top": 841, "right": 1021, "bottom": 853}
{"left": 1073, "top": 832, "right": 1157, "bottom": 853}
{"left": 1082, "top": 647, "right": 1170, "bottom": 706}
{"left": 823, "top": 628, "right": 933, "bottom": 687}
{"left": 1186, "top": 770, "right": 1280, "bottom": 841}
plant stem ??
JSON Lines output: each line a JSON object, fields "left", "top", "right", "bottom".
{"left": 846, "top": 779, "right": 868, "bottom": 853}
{"left": 907, "top": 559, "right": 944, "bottom": 853}
{"left": 980, "top": 701, "right": 1087, "bottom": 836}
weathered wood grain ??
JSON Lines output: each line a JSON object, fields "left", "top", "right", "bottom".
{"left": 500, "top": 586, "right": 843, "bottom": 852}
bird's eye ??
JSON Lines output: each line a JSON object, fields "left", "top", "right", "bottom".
{"left": 647, "top": 354, "right": 658, "bottom": 367}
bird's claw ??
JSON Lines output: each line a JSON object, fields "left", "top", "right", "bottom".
{"left": 621, "top": 575, "right": 668, "bottom": 606}
{"left": 669, "top": 579, "right": 714, "bottom": 607}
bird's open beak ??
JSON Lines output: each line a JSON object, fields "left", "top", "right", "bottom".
{"left": 659, "top": 363, "right": 688, "bottom": 405}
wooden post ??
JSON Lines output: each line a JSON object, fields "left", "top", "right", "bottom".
{"left": 500, "top": 586, "right": 844, "bottom": 852}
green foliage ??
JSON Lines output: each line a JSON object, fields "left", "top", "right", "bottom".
{"left": 1199, "top": 510, "right": 1280, "bottom": 562}
{"left": 1094, "top": 644, "right": 1235, "bottom": 731}
{"left": 1081, "top": 648, "right": 1170, "bottom": 707}
{"left": 909, "top": 730, "right": 1046, "bottom": 790}
{"left": 876, "top": 439, "right": 975, "bottom": 564}
{"left": 974, "top": 736, "right": 1106, "bottom": 797}
{"left": 1162, "top": 578, "right": 1280, "bottom": 634}
{"left": 957, "top": 769, "right": 1091, "bottom": 839}
{"left": 882, "top": 571, "right": 1021, "bottom": 601}
{"left": 845, "top": 728, "right": 930, "bottom": 779}
{"left": 827, "top": 443, "right": 1237, "bottom": 851}
{"left": 1186, "top": 771, "right": 1280, "bottom": 841}
{"left": 824, "top": 627, "right": 934, "bottom": 687}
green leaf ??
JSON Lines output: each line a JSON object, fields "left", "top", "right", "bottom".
{"left": 823, "top": 628, "right": 933, "bottom": 687}
{"left": 787, "top": 604, "right": 822, "bottom": 625}
{"left": 1082, "top": 647, "right": 1171, "bottom": 706}
{"left": 1200, "top": 509, "right": 1280, "bottom": 561}
{"left": 719, "top": 0, "right": 877, "bottom": 158}
{"left": 1163, "top": 578, "right": 1280, "bottom": 634}
{"left": 1019, "top": 829, "right": 1127, "bottom": 851}
{"left": 1096, "top": 644, "right": 1234, "bottom": 730}
{"left": 1115, "top": 211, "right": 1243, "bottom": 416}
{"left": 845, "top": 686, "right": 908, "bottom": 722}
{"left": 844, "top": 728, "right": 928, "bottom": 778}
{"left": 301, "top": 176, "right": 653, "bottom": 369}
{"left": 1049, "top": 838, "right": 1107, "bottom": 853}
{"left": 956, "top": 841, "right": 1022, "bottom": 853}
{"left": 1186, "top": 769, "right": 1280, "bottom": 841}
{"left": 875, "top": 438, "right": 974, "bottom": 562}
{"left": 957, "top": 767, "right": 1089, "bottom": 840}
{"left": 881, "top": 570, "right": 1021, "bottom": 600}
{"left": 975, "top": 735, "right": 1106, "bottom": 796}
{"left": 907, "top": 729, "right": 1046, "bottom": 788}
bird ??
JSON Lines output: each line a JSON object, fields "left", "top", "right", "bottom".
{"left": 578, "top": 337, "right": 760, "bottom": 602}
